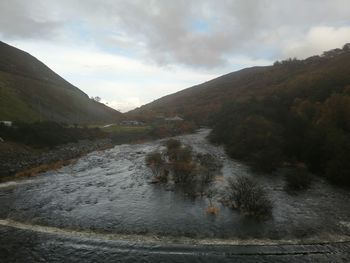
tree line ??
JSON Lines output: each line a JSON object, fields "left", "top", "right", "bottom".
{"left": 209, "top": 82, "right": 350, "bottom": 186}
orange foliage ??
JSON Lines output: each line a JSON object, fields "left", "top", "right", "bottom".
{"left": 206, "top": 206, "right": 219, "bottom": 215}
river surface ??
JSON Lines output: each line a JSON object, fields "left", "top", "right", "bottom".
{"left": 0, "top": 129, "right": 349, "bottom": 262}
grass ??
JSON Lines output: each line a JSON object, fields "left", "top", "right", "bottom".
{"left": 101, "top": 124, "right": 151, "bottom": 134}
{"left": 104, "top": 124, "right": 152, "bottom": 145}
{"left": 0, "top": 73, "right": 40, "bottom": 122}
{"left": 0, "top": 69, "right": 122, "bottom": 124}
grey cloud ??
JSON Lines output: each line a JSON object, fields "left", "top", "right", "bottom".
{"left": 0, "top": 0, "right": 349, "bottom": 68}
{"left": 0, "top": 0, "right": 61, "bottom": 39}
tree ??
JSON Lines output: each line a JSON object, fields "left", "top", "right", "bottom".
{"left": 285, "top": 163, "right": 312, "bottom": 190}
{"left": 93, "top": 96, "right": 101, "bottom": 102}
{"left": 227, "top": 176, "right": 272, "bottom": 218}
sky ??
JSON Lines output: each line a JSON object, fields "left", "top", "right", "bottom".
{"left": 0, "top": 0, "right": 349, "bottom": 112}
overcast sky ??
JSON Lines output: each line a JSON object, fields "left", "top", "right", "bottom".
{"left": 1, "top": 0, "right": 349, "bottom": 112}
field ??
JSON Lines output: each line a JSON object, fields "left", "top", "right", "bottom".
{"left": 101, "top": 124, "right": 151, "bottom": 134}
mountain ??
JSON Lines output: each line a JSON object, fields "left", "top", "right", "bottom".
{"left": 129, "top": 44, "right": 350, "bottom": 125}
{"left": 130, "top": 44, "right": 350, "bottom": 185}
{"left": 0, "top": 41, "right": 123, "bottom": 124}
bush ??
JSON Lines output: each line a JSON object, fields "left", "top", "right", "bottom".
{"left": 172, "top": 162, "right": 196, "bottom": 184}
{"left": 145, "top": 142, "right": 221, "bottom": 199}
{"left": 285, "top": 163, "right": 312, "bottom": 190}
{"left": 110, "top": 131, "right": 149, "bottom": 145}
{"left": 176, "top": 146, "right": 193, "bottom": 163}
{"left": 197, "top": 153, "right": 222, "bottom": 172}
{"left": 0, "top": 121, "right": 107, "bottom": 148}
{"left": 145, "top": 152, "right": 163, "bottom": 166}
{"left": 165, "top": 139, "right": 181, "bottom": 151}
{"left": 145, "top": 152, "right": 164, "bottom": 177}
{"left": 150, "top": 121, "right": 196, "bottom": 139}
{"left": 167, "top": 144, "right": 193, "bottom": 163}
{"left": 195, "top": 154, "right": 221, "bottom": 194}
{"left": 227, "top": 176, "right": 272, "bottom": 218}
{"left": 325, "top": 157, "right": 350, "bottom": 186}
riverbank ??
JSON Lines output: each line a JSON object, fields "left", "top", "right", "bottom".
{"left": 0, "top": 139, "right": 113, "bottom": 181}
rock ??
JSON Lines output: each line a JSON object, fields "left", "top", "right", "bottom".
{"left": 0, "top": 137, "right": 4, "bottom": 142}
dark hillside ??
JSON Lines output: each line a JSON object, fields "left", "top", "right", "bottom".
{"left": 0, "top": 41, "right": 123, "bottom": 124}
{"left": 130, "top": 44, "right": 350, "bottom": 125}
{"left": 131, "top": 44, "right": 350, "bottom": 185}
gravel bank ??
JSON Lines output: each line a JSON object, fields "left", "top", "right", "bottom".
{"left": 0, "top": 139, "right": 112, "bottom": 179}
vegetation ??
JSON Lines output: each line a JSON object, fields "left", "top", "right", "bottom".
{"left": 285, "top": 164, "right": 312, "bottom": 190}
{"left": 145, "top": 152, "right": 166, "bottom": 181}
{"left": 0, "top": 118, "right": 197, "bottom": 151}
{"left": 0, "top": 121, "right": 107, "bottom": 148}
{"left": 165, "top": 138, "right": 182, "bottom": 151}
{"left": 130, "top": 45, "right": 350, "bottom": 127}
{"left": 149, "top": 121, "right": 196, "bottom": 138}
{"left": 108, "top": 125, "right": 151, "bottom": 145}
{"left": 145, "top": 139, "right": 222, "bottom": 197}
{"left": 132, "top": 44, "right": 350, "bottom": 186}
{"left": 210, "top": 84, "right": 350, "bottom": 185}
{"left": 227, "top": 176, "right": 272, "bottom": 218}
{"left": 205, "top": 188, "right": 219, "bottom": 215}
{"left": 207, "top": 45, "right": 350, "bottom": 186}
{"left": 108, "top": 122, "right": 196, "bottom": 145}
{"left": 0, "top": 41, "right": 123, "bottom": 124}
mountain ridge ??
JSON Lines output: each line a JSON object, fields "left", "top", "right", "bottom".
{"left": 129, "top": 44, "right": 350, "bottom": 124}
{"left": 0, "top": 41, "right": 123, "bottom": 124}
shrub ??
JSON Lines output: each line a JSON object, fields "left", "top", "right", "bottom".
{"left": 145, "top": 152, "right": 163, "bottom": 166}
{"left": 172, "top": 162, "right": 196, "bottom": 184}
{"left": 145, "top": 142, "right": 221, "bottom": 199}
{"left": 227, "top": 176, "right": 272, "bottom": 218}
{"left": 158, "top": 169, "right": 169, "bottom": 183}
{"left": 165, "top": 139, "right": 181, "bottom": 151}
{"left": 110, "top": 131, "right": 149, "bottom": 145}
{"left": 325, "top": 158, "right": 350, "bottom": 186}
{"left": 197, "top": 153, "right": 222, "bottom": 172}
{"left": 206, "top": 206, "right": 219, "bottom": 215}
{"left": 285, "top": 163, "right": 312, "bottom": 190}
{"left": 176, "top": 146, "right": 193, "bottom": 162}
{"left": 167, "top": 145, "right": 193, "bottom": 163}
{"left": 205, "top": 188, "right": 219, "bottom": 214}
{"left": 145, "top": 152, "right": 164, "bottom": 177}
{"left": 0, "top": 121, "right": 107, "bottom": 148}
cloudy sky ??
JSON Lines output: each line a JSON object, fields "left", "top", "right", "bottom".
{"left": 0, "top": 0, "right": 349, "bottom": 112}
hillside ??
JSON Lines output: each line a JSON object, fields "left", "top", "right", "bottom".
{"left": 131, "top": 44, "right": 350, "bottom": 186}
{"left": 130, "top": 44, "right": 350, "bottom": 125}
{"left": 0, "top": 41, "right": 123, "bottom": 124}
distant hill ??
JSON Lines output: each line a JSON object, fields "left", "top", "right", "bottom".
{"left": 0, "top": 41, "right": 123, "bottom": 124}
{"left": 130, "top": 44, "right": 350, "bottom": 185}
{"left": 129, "top": 44, "right": 350, "bottom": 125}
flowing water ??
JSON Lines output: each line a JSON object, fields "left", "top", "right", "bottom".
{"left": 0, "top": 129, "right": 349, "bottom": 262}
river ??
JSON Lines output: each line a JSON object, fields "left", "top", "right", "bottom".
{"left": 0, "top": 129, "right": 349, "bottom": 262}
